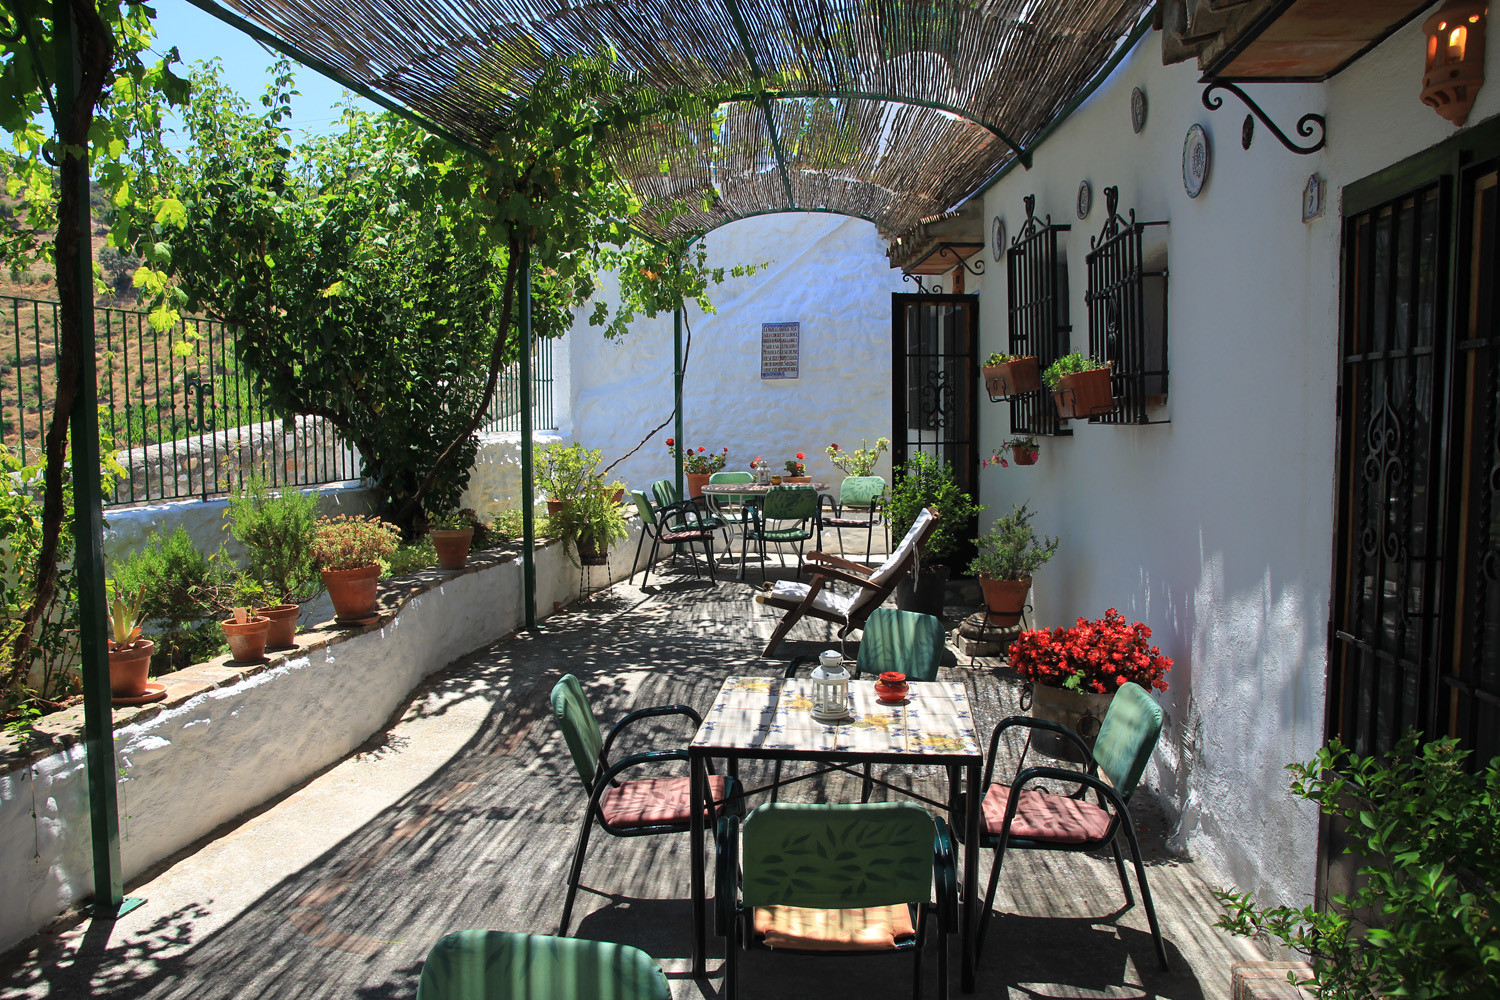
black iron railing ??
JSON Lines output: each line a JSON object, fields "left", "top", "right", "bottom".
{"left": 1006, "top": 193, "right": 1072, "bottom": 437}
{"left": 0, "top": 296, "right": 556, "bottom": 506}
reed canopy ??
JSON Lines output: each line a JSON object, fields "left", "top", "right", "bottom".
{"left": 195, "top": 0, "right": 1153, "bottom": 242}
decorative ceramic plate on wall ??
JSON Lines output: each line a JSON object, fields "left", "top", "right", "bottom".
{"left": 992, "top": 215, "right": 1006, "bottom": 261}
{"left": 1076, "top": 180, "right": 1092, "bottom": 220}
{"left": 1183, "top": 123, "right": 1210, "bottom": 198}
{"left": 1131, "top": 87, "right": 1147, "bottom": 134}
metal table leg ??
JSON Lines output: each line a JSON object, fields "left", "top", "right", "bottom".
{"left": 690, "top": 752, "right": 707, "bottom": 978}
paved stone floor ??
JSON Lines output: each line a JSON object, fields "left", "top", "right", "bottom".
{"left": 0, "top": 556, "right": 1265, "bottom": 999}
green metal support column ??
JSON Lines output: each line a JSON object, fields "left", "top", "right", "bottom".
{"left": 55, "top": 0, "right": 133, "bottom": 917}
{"left": 519, "top": 247, "right": 537, "bottom": 628}
{"left": 673, "top": 306, "right": 684, "bottom": 500}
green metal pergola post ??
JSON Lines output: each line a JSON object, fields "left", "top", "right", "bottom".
{"left": 673, "top": 306, "right": 684, "bottom": 499}
{"left": 55, "top": 0, "right": 137, "bottom": 919}
{"left": 519, "top": 246, "right": 537, "bottom": 629}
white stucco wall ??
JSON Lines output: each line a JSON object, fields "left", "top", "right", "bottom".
{"left": 0, "top": 527, "right": 644, "bottom": 953}
{"left": 973, "top": 11, "right": 1500, "bottom": 911}
{"left": 566, "top": 214, "right": 906, "bottom": 493}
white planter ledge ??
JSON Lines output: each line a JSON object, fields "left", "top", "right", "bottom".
{"left": 0, "top": 525, "right": 646, "bottom": 954}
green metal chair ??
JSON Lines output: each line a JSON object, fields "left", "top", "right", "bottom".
{"left": 652, "top": 477, "right": 722, "bottom": 534}
{"left": 950, "top": 681, "right": 1169, "bottom": 972}
{"left": 415, "top": 929, "right": 670, "bottom": 999}
{"left": 704, "top": 470, "right": 755, "bottom": 549}
{"left": 717, "top": 802, "right": 956, "bottom": 1000}
{"left": 550, "top": 673, "right": 742, "bottom": 936}
{"left": 819, "top": 475, "right": 889, "bottom": 561}
{"left": 740, "top": 485, "right": 821, "bottom": 581}
{"left": 776, "top": 608, "right": 946, "bottom": 801}
{"left": 627, "top": 489, "right": 716, "bottom": 587}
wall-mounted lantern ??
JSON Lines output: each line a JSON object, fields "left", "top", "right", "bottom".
{"left": 1422, "top": 0, "right": 1488, "bottom": 126}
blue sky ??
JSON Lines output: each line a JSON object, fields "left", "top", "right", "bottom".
{"left": 150, "top": 0, "right": 378, "bottom": 142}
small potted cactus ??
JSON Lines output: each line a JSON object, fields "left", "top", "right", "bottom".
{"left": 107, "top": 582, "right": 154, "bottom": 701}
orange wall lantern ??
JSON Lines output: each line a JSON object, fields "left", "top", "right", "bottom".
{"left": 1422, "top": 0, "right": 1488, "bottom": 126}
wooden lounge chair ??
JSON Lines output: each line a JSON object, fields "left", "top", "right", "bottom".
{"left": 753, "top": 507, "right": 939, "bottom": 656}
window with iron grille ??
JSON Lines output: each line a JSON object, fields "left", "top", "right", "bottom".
{"left": 1006, "top": 195, "right": 1072, "bottom": 436}
{"left": 1083, "top": 186, "right": 1168, "bottom": 425}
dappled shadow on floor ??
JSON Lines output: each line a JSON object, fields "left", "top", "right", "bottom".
{"left": 0, "top": 565, "right": 1244, "bottom": 1000}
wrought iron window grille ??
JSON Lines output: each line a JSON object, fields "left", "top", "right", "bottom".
{"left": 1083, "top": 186, "right": 1169, "bottom": 425}
{"left": 1003, "top": 194, "right": 1073, "bottom": 436}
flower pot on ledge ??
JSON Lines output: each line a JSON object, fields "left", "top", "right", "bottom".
{"left": 431, "top": 527, "right": 474, "bottom": 570}
{"left": 108, "top": 639, "right": 155, "bottom": 701}
{"left": 221, "top": 615, "right": 272, "bottom": 663}
{"left": 256, "top": 604, "right": 300, "bottom": 650}
{"left": 321, "top": 564, "right": 382, "bottom": 623}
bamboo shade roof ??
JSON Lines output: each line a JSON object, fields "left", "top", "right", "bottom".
{"left": 198, "top": 0, "right": 1153, "bottom": 242}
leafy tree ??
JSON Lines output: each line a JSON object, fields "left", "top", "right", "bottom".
{"left": 0, "top": 0, "right": 186, "bottom": 698}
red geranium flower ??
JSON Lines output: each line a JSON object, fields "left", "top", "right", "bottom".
{"left": 665, "top": 437, "right": 674, "bottom": 446}
{"left": 796, "top": 452, "right": 804, "bottom": 459}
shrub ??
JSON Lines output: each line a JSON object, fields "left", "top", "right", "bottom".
{"left": 225, "top": 477, "right": 321, "bottom": 604}
{"left": 1215, "top": 731, "right": 1500, "bottom": 1000}
{"left": 309, "top": 516, "right": 399, "bottom": 571}
{"left": 386, "top": 538, "right": 437, "bottom": 577}
{"left": 826, "top": 437, "right": 889, "bottom": 476}
{"left": 110, "top": 526, "right": 233, "bottom": 671}
{"left": 884, "top": 452, "right": 983, "bottom": 561}
{"left": 535, "top": 443, "right": 603, "bottom": 500}
{"left": 966, "top": 503, "right": 1059, "bottom": 580}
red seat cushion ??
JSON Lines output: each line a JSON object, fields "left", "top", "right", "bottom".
{"left": 660, "top": 529, "right": 713, "bottom": 543}
{"left": 981, "top": 784, "right": 1113, "bottom": 844}
{"left": 600, "top": 775, "right": 729, "bottom": 829}
{"left": 753, "top": 904, "right": 915, "bottom": 951}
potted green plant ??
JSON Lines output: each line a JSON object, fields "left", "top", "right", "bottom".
{"left": 782, "top": 451, "right": 810, "bottom": 483}
{"left": 1008, "top": 609, "right": 1171, "bottom": 760}
{"left": 552, "top": 484, "right": 629, "bottom": 566}
{"left": 427, "top": 507, "right": 477, "bottom": 571}
{"left": 220, "top": 604, "right": 272, "bottom": 663}
{"left": 980, "top": 351, "right": 1041, "bottom": 398}
{"left": 225, "top": 476, "right": 320, "bottom": 650}
{"left": 309, "top": 515, "right": 400, "bottom": 623}
{"left": 885, "top": 453, "right": 984, "bottom": 615}
{"left": 1043, "top": 352, "right": 1115, "bottom": 420}
{"left": 983, "top": 436, "right": 1040, "bottom": 469}
{"left": 535, "top": 443, "right": 605, "bottom": 514}
{"left": 825, "top": 437, "right": 890, "bottom": 477}
{"left": 106, "top": 581, "right": 153, "bottom": 702}
{"left": 966, "top": 504, "right": 1059, "bottom": 626}
{"left": 666, "top": 438, "right": 730, "bottom": 496}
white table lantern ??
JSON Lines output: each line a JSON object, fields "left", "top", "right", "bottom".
{"left": 810, "top": 651, "right": 851, "bottom": 722}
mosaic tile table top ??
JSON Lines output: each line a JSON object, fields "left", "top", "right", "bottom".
{"left": 691, "top": 676, "right": 982, "bottom": 760}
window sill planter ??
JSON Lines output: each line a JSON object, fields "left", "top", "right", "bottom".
{"left": 982, "top": 356, "right": 1041, "bottom": 399}
{"left": 431, "top": 528, "right": 474, "bottom": 571}
{"left": 1052, "top": 368, "right": 1116, "bottom": 420}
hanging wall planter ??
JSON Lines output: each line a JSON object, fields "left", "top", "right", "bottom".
{"left": 981, "top": 355, "right": 1041, "bottom": 400}
{"left": 1044, "top": 356, "right": 1117, "bottom": 421}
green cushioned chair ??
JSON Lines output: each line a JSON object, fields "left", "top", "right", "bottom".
{"left": 627, "top": 489, "right": 716, "bottom": 588}
{"left": 716, "top": 802, "right": 956, "bottom": 1000}
{"left": 775, "top": 608, "right": 947, "bottom": 801}
{"left": 951, "top": 681, "right": 1169, "bottom": 973}
{"left": 415, "top": 930, "right": 669, "bottom": 1000}
{"left": 705, "top": 470, "right": 755, "bottom": 550}
{"left": 819, "top": 475, "right": 889, "bottom": 561}
{"left": 740, "top": 485, "right": 821, "bottom": 581}
{"left": 550, "top": 674, "right": 741, "bottom": 936}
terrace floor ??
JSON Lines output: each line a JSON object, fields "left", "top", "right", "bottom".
{"left": 0, "top": 555, "right": 1265, "bottom": 1000}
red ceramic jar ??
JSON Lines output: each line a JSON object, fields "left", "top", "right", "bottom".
{"left": 875, "top": 671, "right": 909, "bottom": 703}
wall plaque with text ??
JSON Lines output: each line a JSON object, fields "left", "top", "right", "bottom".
{"left": 760, "top": 322, "right": 800, "bottom": 379}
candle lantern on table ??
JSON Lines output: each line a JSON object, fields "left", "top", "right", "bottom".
{"left": 810, "top": 651, "right": 850, "bottom": 721}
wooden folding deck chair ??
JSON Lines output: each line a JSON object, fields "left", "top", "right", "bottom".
{"left": 753, "top": 507, "right": 939, "bottom": 656}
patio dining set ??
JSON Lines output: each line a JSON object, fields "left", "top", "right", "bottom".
{"left": 627, "top": 473, "right": 892, "bottom": 587}
{"left": 410, "top": 511, "right": 1171, "bottom": 1000}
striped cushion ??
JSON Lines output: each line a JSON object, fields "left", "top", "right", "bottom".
{"left": 753, "top": 904, "right": 915, "bottom": 951}
{"left": 600, "top": 775, "right": 728, "bottom": 828}
{"left": 981, "top": 784, "right": 1113, "bottom": 844}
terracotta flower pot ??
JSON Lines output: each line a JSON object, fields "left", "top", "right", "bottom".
{"left": 321, "top": 564, "right": 382, "bottom": 623}
{"left": 1012, "top": 446, "right": 1039, "bottom": 466}
{"left": 431, "top": 527, "right": 474, "bottom": 571}
{"left": 685, "top": 472, "right": 710, "bottom": 499}
{"left": 783, "top": 476, "right": 812, "bottom": 484}
{"left": 545, "top": 498, "right": 573, "bottom": 518}
{"left": 1052, "top": 367, "right": 1115, "bottom": 420}
{"left": 982, "top": 356, "right": 1041, "bottom": 397}
{"left": 221, "top": 615, "right": 271, "bottom": 663}
{"left": 256, "top": 604, "right": 300, "bottom": 650}
{"left": 108, "top": 639, "right": 155, "bottom": 700}
{"left": 979, "top": 576, "right": 1030, "bottom": 627}
{"left": 1028, "top": 682, "right": 1116, "bottom": 763}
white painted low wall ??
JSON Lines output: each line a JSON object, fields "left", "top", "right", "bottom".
{"left": 0, "top": 525, "right": 644, "bottom": 953}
